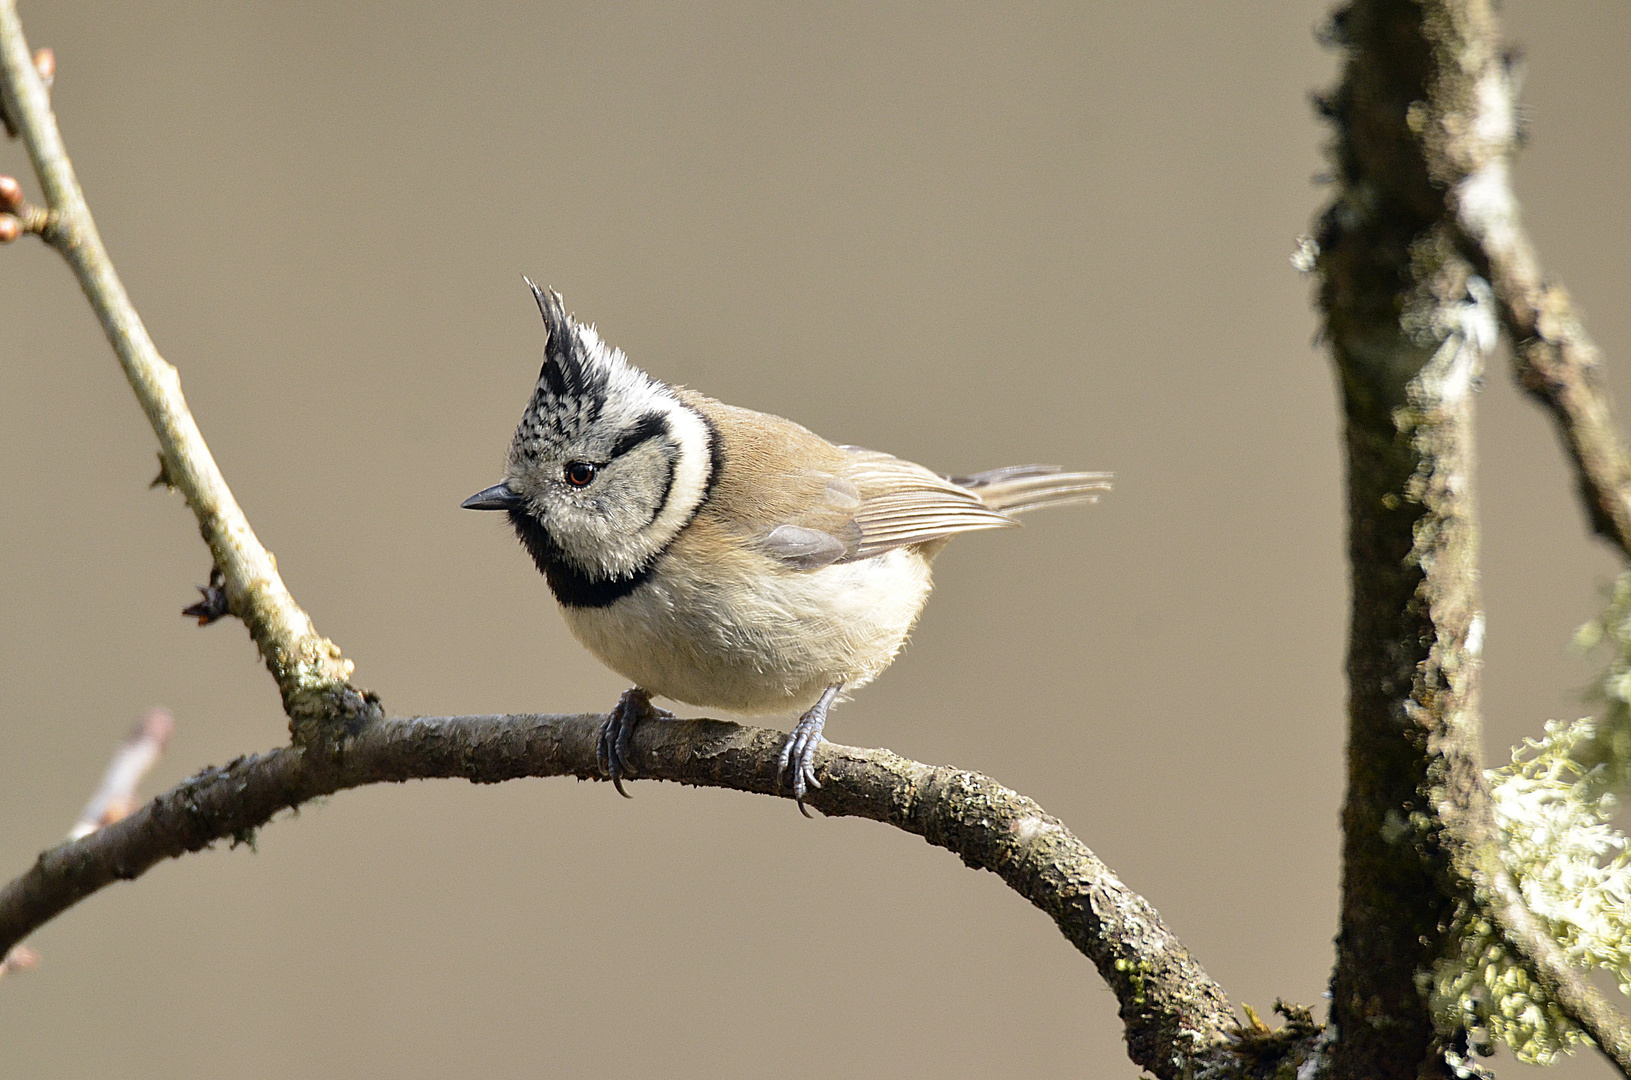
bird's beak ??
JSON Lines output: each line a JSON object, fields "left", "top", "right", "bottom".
{"left": 461, "top": 482, "right": 524, "bottom": 510}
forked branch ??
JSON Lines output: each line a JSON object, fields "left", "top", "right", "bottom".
{"left": 0, "top": 4, "right": 1237, "bottom": 1076}
{"left": 1317, "top": 1, "right": 1631, "bottom": 1075}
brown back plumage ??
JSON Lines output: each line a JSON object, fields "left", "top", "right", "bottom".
{"left": 683, "top": 391, "right": 1110, "bottom": 570}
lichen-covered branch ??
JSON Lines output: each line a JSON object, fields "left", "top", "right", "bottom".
{"left": 1315, "top": 2, "right": 1631, "bottom": 1077}
{"left": 1316, "top": 8, "right": 1490, "bottom": 1076}
{"left": 0, "top": 712, "right": 1236, "bottom": 1080}
{"left": 1482, "top": 862, "right": 1631, "bottom": 1068}
{"left": 0, "top": 0, "right": 360, "bottom": 734}
{"left": 1442, "top": 0, "right": 1631, "bottom": 798}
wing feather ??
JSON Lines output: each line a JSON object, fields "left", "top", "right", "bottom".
{"left": 835, "top": 450, "right": 1017, "bottom": 560}
{"left": 951, "top": 466, "right": 1112, "bottom": 514}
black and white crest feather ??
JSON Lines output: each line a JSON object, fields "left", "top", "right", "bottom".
{"left": 526, "top": 278, "right": 603, "bottom": 404}
{"left": 508, "top": 279, "right": 700, "bottom": 473}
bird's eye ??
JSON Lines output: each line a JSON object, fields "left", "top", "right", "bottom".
{"left": 564, "top": 461, "right": 598, "bottom": 488}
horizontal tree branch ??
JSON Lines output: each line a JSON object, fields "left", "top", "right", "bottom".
{"left": 0, "top": 712, "right": 1236, "bottom": 1079}
{"left": 0, "top": 0, "right": 360, "bottom": 732}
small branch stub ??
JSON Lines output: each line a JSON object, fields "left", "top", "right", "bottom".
{"left": 182, "top": 568, "right": 230, "bottom": 626}
{"left": 0, "top": 173, "right": 53, "bottom": 240}
{"left": 70, "top": 708, "right": 175, "bottom": 841}
{"left": 0, "top": 944, "right": 39, "bottom": 979}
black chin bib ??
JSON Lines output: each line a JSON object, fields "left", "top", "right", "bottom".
{"left": 507, "top": 507, "right": 652, "bottom": 608}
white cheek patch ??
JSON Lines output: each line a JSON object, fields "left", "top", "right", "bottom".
{"left": 563, "top": 386, "right": 712, "bottom": 582}
{"left": 640, "top": 397, "right": 713, "bottom": 553}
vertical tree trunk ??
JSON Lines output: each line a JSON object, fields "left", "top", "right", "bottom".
{"left": 1316, "top": 2, "right": 1501, "bottom": 1076}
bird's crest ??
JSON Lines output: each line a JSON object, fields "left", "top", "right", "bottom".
{"left": 511, "top": 279, "right": 673, "bottom": 464}
{"left": 524, "top": 276, "right": 598, "bottom": 401}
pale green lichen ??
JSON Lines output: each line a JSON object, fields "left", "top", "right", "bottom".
{"left": 1431, "top": 575, "right": 1631, "bottom": 1065}
{"left": 1432, "top": 717, "right": 1630, "bottom": 1063}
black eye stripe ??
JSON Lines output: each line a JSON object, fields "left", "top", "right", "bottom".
{"left": 609, "top": 412, "right": 670, "bottom": 459}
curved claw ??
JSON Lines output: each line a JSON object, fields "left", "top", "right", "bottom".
{"left": 597, "top": 688, "right": 670, "bottom": 798}
{"left": 777, "top": 685, "right": 841, "bottom": 816}
{"left": 597, "top": 718, "right": 633, "bottom": 798}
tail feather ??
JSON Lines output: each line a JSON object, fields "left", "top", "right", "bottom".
{"left": 951, "top": 465, "right": 1112, "bottom": 515}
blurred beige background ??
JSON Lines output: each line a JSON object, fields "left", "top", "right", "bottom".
{"left": 2, "top": 2, "right": 1627, "bottom": 1077}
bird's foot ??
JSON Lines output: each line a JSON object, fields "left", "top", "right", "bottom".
{"left": 777, "top": 685, "right": 841, "bottom": 817}
{"left": 597, "top": 687, "right": 671, "bottom": 797}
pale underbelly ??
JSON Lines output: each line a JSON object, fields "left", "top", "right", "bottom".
{"left": 560, "top": 547, "right": 935, "bottom": 716}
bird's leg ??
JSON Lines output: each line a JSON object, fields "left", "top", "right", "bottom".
{"left": 778, "top": 684, "right": 841, "bottom": 817}
{"left": 597, "top": 687, "right": 672, "bottom": 798}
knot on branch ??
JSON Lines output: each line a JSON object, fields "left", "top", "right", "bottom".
{"left": 286, "top": 678, "right": 382, "bottom": 749}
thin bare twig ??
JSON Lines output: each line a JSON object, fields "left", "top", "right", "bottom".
{"left": 69, "top": 708, "right": 175, "bottom": 841}
{"left": 0, "top": 708, "right": 177, "bottom": 977}
{"left": 0, "top": 1, "right": 361, "bottom": 734}
{"left": 0, "top": 712, "right": 1237, "bottom": 1080}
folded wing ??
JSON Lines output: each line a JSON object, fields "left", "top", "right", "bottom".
{"left": 758, "top": 449, "right": 1110, "bottom": 570}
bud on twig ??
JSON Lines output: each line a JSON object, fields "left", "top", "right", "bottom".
{"left": 0, "top": 175, "right": 21, "bottom": 211}
{"left": 0, "top": 214, "right": 19, "bottom": 244}
{"left": 33, "top": 47, "right": 54, "bottom": 88}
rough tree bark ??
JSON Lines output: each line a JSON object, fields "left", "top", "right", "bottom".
{"left": 1317, "top": 3, "right": 1490, "bottom": 1074}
